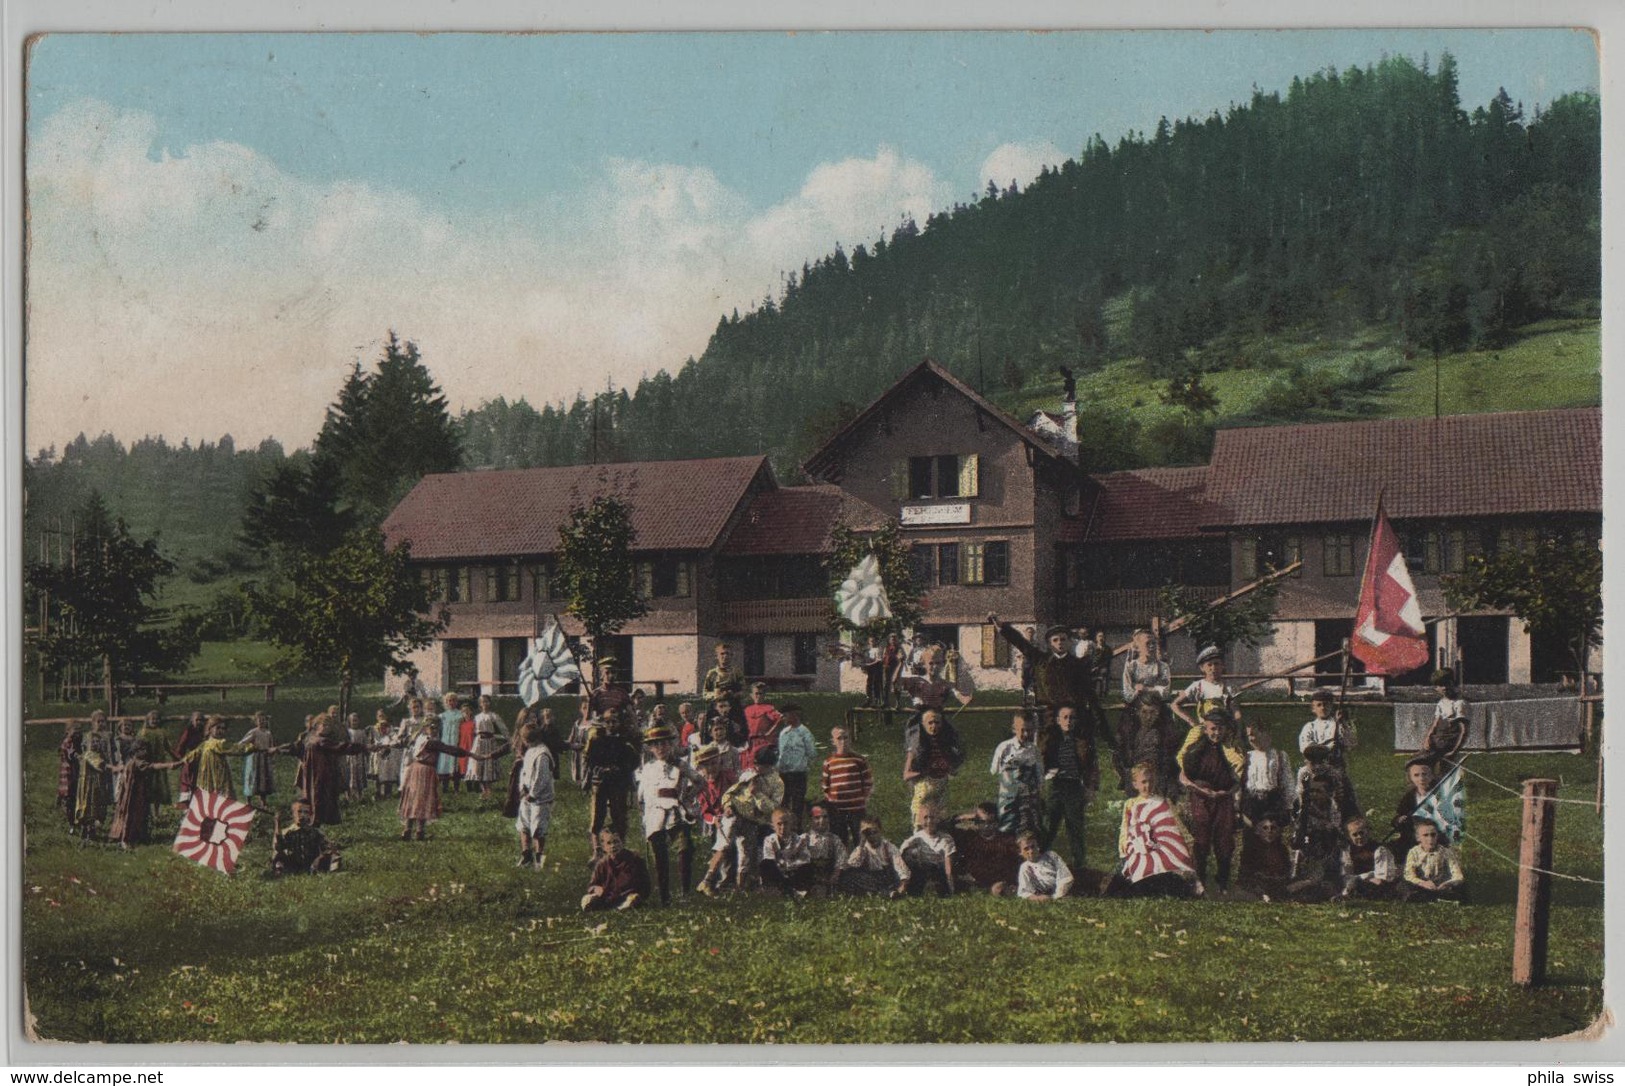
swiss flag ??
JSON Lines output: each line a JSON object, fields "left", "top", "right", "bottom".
{"left": 1351, "top": 500, "right": 1430, "bottom": 675}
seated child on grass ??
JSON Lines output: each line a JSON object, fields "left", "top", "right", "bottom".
{"left": 950, "top": 801, "right": 1022, "bottom": 896}
{"left": 835, "top": 816, "right": 910, "bottom": 898}
{"left": 1234, "top": 814, "right": 1292, "bottom": 901}
{"left": 802, "top": 805, "right": 847, "bottom": 892}
{"left": 1015, "top": 830, "right": 1074, "bottom": 901}
{"left": 271, "top": 801, "right": 341, "bottom": 876}
{"left": 760, "top": 807, "right": 816, "bottom": 898}
{"left": 1106, "top": 762, "right": 1195, "bottom": 899}
{"left": 1340, "top": 816, "right": 1399, "bottom": 900}
{"left": 1400, "top": 820, "right": 1466, "bottom": 903}
{"left": 899, "top": 809, "right": 958, "bottom": 897}
{"left": 581, "top": 830, "right": 651, "bottom": 912}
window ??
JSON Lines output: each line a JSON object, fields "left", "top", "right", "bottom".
{"left": 937, "top": 543, "right": 960, "bottom": 586}
{"left": 792, "top": 634, "right": 820, "bottom": 675}
{"left": 530, "top": 562, "right": 561, "bottom": 602}
{"left": 485, "top": 564, "right": 519, "bottom": 603}
{"left": 1244, "top": 534, "right": 1301, "bottom": 579}
{"left": 744, "top": 635, "right": 766, "bottom": 678}
{"left": 444, "top": 566, "right": 471, "bottom": 603}
{"left": 424, "top": 567, "right": 447, "bottom": 601}
{"left": 637, "top": 557, "right": 694, "bottom": 599}
{"left": 897, "top": 454, "right": 981, "bottom": 500}
{"left": 910, "top": 544, "right": 935, "bottom": 586}
{"left": 1324, "top": 533, "right": 1357, "bottom": 577}
{"left": 1404, "top": 525, "right": 1476, "bottom": 575}
{"left": 444, "top": 639, "right": 478, "bottom": 689}
{"left": 960, "top": 541, "right": 1011, "bottom": 586}
{"left": 498, "top": 637, "right": 529, "bottom": 686}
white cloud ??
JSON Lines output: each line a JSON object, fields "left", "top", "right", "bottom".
{"left": 978, "top": 140, "right": 1067, "bottom": 190}
{"left": 26, "top": 100, "right": 954, "bottom": 450}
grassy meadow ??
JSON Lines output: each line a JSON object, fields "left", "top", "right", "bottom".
{"left": 20, "top": 674, "right": 1605, "bottom": 1046}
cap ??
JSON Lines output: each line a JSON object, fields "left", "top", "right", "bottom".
{"left": 1196, "top": 645, "right": 1224, "bottom": 665}
{"left": 693, "top": 744, "right": 721, "bottom": 767}
{"left": 1044, "top": 624, "right": 1072, "bottom": 640}
{"left": 643, "top": 724, "right": 677, "bottom": 744}
{"left": 597, "top": 656, "right": 618, "bottom": 668}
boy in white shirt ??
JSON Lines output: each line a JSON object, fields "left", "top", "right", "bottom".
{"left": 1401, "top": 820, "right": 1467, "bottom": 903}
{"left": 760, "top": 807, "right": 816, "bottom": 898}
{"left": 802, "top": 805, "right": 848, "bottom": 892}
{"left": 1242, "top": 721, "right": 1295, "bottom": 827}
{"left": 988, "top": 711, "right": 1043, "bottom": 834}
{"left": 1016, "top": 830, "right": 1074, "bottom": 901}
{"left": 900, "top": 809, "right": 958, "bottom": 896}
{"left": 1339, "top": 816, "right": 1399, "bottom": 900}
{"left": 836, "top": 816, "right": 910, "bottom": 897}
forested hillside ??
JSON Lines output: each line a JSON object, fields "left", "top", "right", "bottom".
{"left": 459, "top": 53, "right": 1599, "bottom": 475}
{"left": 25, "top": 53, "right": 1601, "bottom": 616}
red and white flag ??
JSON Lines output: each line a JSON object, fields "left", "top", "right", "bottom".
{"left": 1121, "top": 797, "right": 1194, "bottom": 883}
{"left": 173, "top": 790, "right": 256, "bottom": 875}
{"left": 1351, "top": 499, "right": 1429, "bottom": 675}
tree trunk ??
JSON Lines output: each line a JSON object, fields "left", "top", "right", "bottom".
{"left": 339, "top": 668, "right": 353, "bottom": 728}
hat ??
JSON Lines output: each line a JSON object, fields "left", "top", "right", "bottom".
{"left": 1044, "top": 624, "right": 1072, "bottom": 640}
{"left": 692, "top": 744, "right": 721, "bottom": 767}
{"left": 597, "top": 656, "right": 618, "bottom": 668}
{"left": 1196, "top": 645, "right": 1224, "bottom": 665}
{"left": 643, "top": 724, "right": 677, "bottom": 744}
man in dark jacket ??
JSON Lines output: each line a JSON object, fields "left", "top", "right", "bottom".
{"left": 990, "top": 614, "right": 1115, "bottom": 755}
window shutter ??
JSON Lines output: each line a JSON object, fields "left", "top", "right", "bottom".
{"left": 981, "top": 623, "right": 997, "bottom": 667}
{"left": 959, "top": 453, "right": 980, "bottom": 498}
{"left": 891, "top": 459, "right": 910, "bottom": 500}
{"left": 1238, "top": 538, "right": 1257, "bottom": 580}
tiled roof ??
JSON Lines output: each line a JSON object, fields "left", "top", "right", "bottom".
{"left": 382, "top": 456, "right": 770, "bottom": 560}
{"left": 721, "top": 485, "right": 891, "bottom": 556}
{"left": 1203, "top": 408, "right": 1601, "bottom": 527}
{"left": 1064, "top": 466, "right": 1219, "bottom": 542}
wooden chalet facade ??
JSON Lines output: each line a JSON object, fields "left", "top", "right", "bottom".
{"left": 382, "top": 357, "right": 1599, "bottom": 697}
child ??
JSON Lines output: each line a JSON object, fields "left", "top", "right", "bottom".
{"left": 1241, "top": 721, "right": 1294, "bottom": 827}
{"left": 1420, "top": 668, "right": 1470, "bottom": 773}
{"left": 272, "top": 801, "right": 342, "bottom": 875}
{"left": 581, "top": 712, "right": 639, "bottom": 865}
{"left": 950, "top": 802, "right": 1023, "bottom": 896}
{"left": 698, "top": 745, "right": 782, "bottom": 895}
{"left": 568, "top": 694, "right": 593, "bottom": 784}
{"left": 395, "top": 698, "right": 425, "bottom": 796}
{"left": 240, "top": 711, "right": 279, "bottom": 809}
{"left": 705, "top": 715, "right": 743, "bottom": 777}
{"left": 1016, "top": 830, "right": 1074, "bottom": 901}
{"left": 397, "top": 718, "right": 480, "bottom": 841}
{"left": 900, "top": 809, "right": 957, "bottom": 896}
{"left": 515, "top": 720, "right": 557, "bottom": 871}
{"left": 708, "top": 695, "right": 749, "bottom": 749}
{"left": 1298, "top": 689, "right": 1354, "bottom": 771}
{"left": 802, "top": 806, "right": 848, "bottom": 892}
{"left": 989, "top": 711, "right": 1043, "bottom": 835}
{"left": 1401, "top": 820, "right": 1466, "bottom": 903}
{"left": 172, "top": 710, "right": 206, "bottom": 808}
{"left": 57, "top": 721, "right": 83, "bottom": 830}
{"left": 456, "top": 703, "right": 478, "bottom": 785}
{"left": 1290, "top": 745, "right": 1355, "bottom": 893}
{"left": 1106, "top": 762, "right": 1196, "bottom": 899}
{"left": 1340, "top": 816, "right": 1399, "bottom": 900}
{"left": 703, "top": 642, "right": 744, "bottom": 710}
{"left": 1390, "top": 758, "right": 1436, "bottom": 861}
{"left": 466, "top": 694, "right": 509, "bottom": 799}
{"left": 1039, "top": 704, "right": 1098, "bottom": 872}
{"left": 345, "top": 712, "right": 371, "bottom": 802}
{"left": 1172, "top": 645, "right": 1240, "bottom": 736}
{"left": 1179, "top": 709, "right": 1243, "bottom": 892}
{"left": 819, "top": 726, "right": 873, "bottom": 846}
{"left": 835, "top": 816, "right": 910, "bottom": 897}
{"left": 902, "top": 708, "right": 963, "bottom": 826}
{"left": 137, "top": 711, "right": 172, "bottom": 822}
{"left": 677, "top": 702, "right": 704, "bottom": 751}
{"left": 742, "top": 683, "right": 783, "bottom": 771}
{"left": 1235, "top": 815, "right": 1293, "bottom": 901}
{"left": 1118, "top": 627, "right": 1177, "bottom": 796}
{"left": 437, "top": 694, "right": 464, "bottom": 793}
{"left": 369, "top": 709, "right": 400, "bottom": 800}
{"left": 637, "top": 724, "right": 699, "bottom": 903}
{"left": 581, "top": 830, "right": 652, "bottom": 911}
{"left": 691, "top": 744, "right": 739, "bottom": 876}
{"left": 165, "top": 715, "right": 248, "bottom": 800}
{"left": 760, "top": 808, "right": 816, "bottom": 898}
{"left": 775, "top": 703, "right": 817, "bottom": 823}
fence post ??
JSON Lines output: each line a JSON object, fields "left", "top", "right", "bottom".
{"left": 1512, "top": 777, "right": 1558, "bottom": 987}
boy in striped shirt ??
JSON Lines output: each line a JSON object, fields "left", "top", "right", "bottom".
{"left": 819, "top": 726, "right": 873, "bottom": 846}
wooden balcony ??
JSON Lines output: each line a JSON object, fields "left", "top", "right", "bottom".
{"left": 720, "top": 597, "right": 831, "bottom": 634}
{"left": 1070, "top": 586, "right": 1228, "bottom": 625}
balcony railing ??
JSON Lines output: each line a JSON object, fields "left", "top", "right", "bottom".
{"left": 1070, "top": 586, "right": 1228, "bottom": 625}
{"left": 720, "top": 597, "right": 830, "bottom": 634}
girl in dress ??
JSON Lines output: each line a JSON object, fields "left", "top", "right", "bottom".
{"left": 464, "top": 695, "right": 509, "bottom": 799}
{"left": 398, "top": 719, "right": 481, "bottom": 841}
{"left": 238, "top": 711, "right": 278, "bottom": 810}
{"left": 370, "top": 709, "right": 402, "bottom": 799}
{"left": 344, "top": 712, "right": 371, "bottom": 801}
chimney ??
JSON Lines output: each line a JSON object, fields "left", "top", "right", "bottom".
{"left": 1062, "top": 390, "right": 1079, "bottom": 464}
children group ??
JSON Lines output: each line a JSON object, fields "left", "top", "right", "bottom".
{"left": 53, "top": 633, "right": 1471, "bottom": 911}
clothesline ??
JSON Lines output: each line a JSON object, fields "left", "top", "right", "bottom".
{"left": 1458, "top": 830, "right": 1603, "bottom": 885}
{"left": 1447, "top": 759, "right": 1602, "bottom": 808}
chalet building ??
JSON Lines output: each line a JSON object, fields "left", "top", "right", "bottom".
{"left": 382, "top": 357, "right": 1599, "bottom": 697}
{"left": 380, "top": 456, "right": 884, "bottom": 698}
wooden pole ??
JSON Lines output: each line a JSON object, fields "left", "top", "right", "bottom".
{"left": 1512, "top": 777, "right": 1558, "bottom": 987}
{"left": 1111, "top": 559, "right": 1305, "bottom": 658}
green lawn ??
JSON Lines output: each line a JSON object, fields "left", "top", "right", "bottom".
{"left": 21, "top": 691, "right": 1604, "bottom": 1044}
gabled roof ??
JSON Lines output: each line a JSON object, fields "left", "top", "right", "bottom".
{"left": 382, "top": 455, "right": 771, "bottom": 561}
{"left": 802, "top": 359, "right": 1077, "bottom": 478}
{"left": 1204, "top": 408, "right": 1601, "bottom": 527}
{"left": 721, "top": 485, "right": 892, "bottom": 556}
{"left": 1062, "top": 466, "right": 1220, "bottom": 542}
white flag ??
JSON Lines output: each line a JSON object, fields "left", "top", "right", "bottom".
{"left": 518, "top": 619, "right": 582, "bottom": 705}
{"left": 835, "top": 553, "right": 893, "bottom": 627}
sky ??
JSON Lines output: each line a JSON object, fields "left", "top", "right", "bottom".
{"left": 24, "top": 29, "right": 1599, "bottom": 451}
